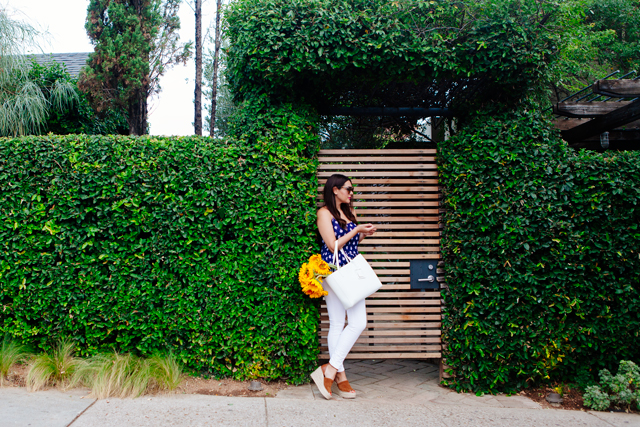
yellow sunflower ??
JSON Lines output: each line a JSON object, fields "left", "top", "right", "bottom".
{"left": 300, "top": 277, "right": 327, "bottom": 299}
{"left": 298, "top": 263, "right": 313, "bottom": 283}
{"left": 308, "top": 254, "right": 331, "bottom": 276}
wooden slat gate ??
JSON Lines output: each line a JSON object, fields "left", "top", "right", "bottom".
{"left": 317, "top": 149, "right": 442, "bottom": 360}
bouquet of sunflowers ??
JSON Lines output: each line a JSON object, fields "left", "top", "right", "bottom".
{"left": 298, "top": 254, "right": 334, "bottom": 298}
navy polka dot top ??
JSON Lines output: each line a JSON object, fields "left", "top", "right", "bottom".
{"left": 320, "top": 218, "right": 360, "bottom": 267}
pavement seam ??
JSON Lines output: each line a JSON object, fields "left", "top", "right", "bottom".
{"left": 586, "top": 411, "right": 620, "bottom": 427}
{"left": 65, "top": 398, "right": 97, "bottom": 427}
{"left": 263, "top": 397, "right": 269, "bottom": 427}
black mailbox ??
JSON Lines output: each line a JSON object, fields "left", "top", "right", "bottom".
{"left": 410, "top": 260, "right": 439, "bottom": 290}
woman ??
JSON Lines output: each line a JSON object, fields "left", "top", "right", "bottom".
{"left": 311, "top": 174, "right": 376, "bottom": 399}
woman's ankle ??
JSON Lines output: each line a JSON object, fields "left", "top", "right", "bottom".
{"left": 323, "top": 363, "right": 338, "bottom": 380}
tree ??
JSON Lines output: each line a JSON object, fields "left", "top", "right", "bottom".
{"left": 0, "top": 9, "right": 77, "bottom": 136}
{"left": 203, "top": 46, "right": 234, "bottom": 137}
{"left": 28, "top": 60, "right": 129, "bottom": 135}
{"left": 79, "top": 0, "right": 191, "bottom": 135}
{"left": 193, "top": 0, "right": 203, "bottom": 135}
{"left": 548, "top": 0, "right": 640, "bottom": 102}
{"left": 208, "top": 0, "right": 222, "bottom": 137}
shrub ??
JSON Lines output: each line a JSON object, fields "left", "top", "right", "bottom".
{"left": 583, "top": 361, "right": 640, "bottom": 411}
{"left": 439, "top": 109, "right": 640, "bottom": 393}
{"left": 0, "top": 106, "right": 320, "bottom": 383}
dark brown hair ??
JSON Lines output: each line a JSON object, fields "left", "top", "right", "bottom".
{"left": 322, "top": 174, "right": 357, "bottom": 229}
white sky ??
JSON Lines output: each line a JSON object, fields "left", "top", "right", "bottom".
{"left": 4, "top": 0, "right": 217, "bottom": 136}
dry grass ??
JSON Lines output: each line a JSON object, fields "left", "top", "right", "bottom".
{"left": 26, "top": 340, "right": 81, "bottom": 391}
{"left": 147, "top": 353, "right": 183, "bottom": 391}
{"left": 75, "top": 352, "right": 184, "bottom": 398}
{"left": 0, "top": 335, "right": 31, "bottom": 386}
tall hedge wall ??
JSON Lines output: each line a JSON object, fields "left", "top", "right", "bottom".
{"left": 439, "top": 110, "right": 640, "bottom": 393}
{"left": 0, "top": 103, "right": 321, "bottom": 383}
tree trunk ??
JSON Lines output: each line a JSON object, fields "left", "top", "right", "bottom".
{"left": 128, "top": 89, "right": 148, "bottom": 135}
{"left": 209, "top": 0, "right": 222, "bottom": 137}
{"left": 194, "top": 0, "right": 202, "bottom": 135}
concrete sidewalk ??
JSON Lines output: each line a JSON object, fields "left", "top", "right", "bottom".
{"left": 1, "top": 387, "right": 639, "bottom": 427}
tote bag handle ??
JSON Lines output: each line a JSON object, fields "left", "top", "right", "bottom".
{"left": 332, "top": 241, "right": 352, "bottom": 269}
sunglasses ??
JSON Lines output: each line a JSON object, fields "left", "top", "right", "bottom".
{"left": 341, "top": 186, "right": 355, "bottom": 193}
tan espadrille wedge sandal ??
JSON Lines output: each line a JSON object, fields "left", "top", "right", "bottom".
{"left": 310, "top": 365, "right": 333, "bottom": 400}
{"left": 333, "top": 379, "right": 356, "bottom": 399}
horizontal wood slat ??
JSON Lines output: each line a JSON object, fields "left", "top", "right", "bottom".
{"left": 365, "top": 224, "right": 441, "bottom": 229}
{"left": 356, "top": 216, "right": 439, "bottom": 222}
{"left": 320, "top": 337, "right": 440, "bottom": 345}
{"left": 319, "top": 163, "right": 437, "bottom": 170}
{"left": 322, "top": 345, "right": 442, "bottom": 352}
{"left": 317, "top": 149, "right": 442, "bottom": 360}
{"left": 364, "top": 239, "right": 440, "bottom": 244}
{"left": 320, "top": 305, "right": 441, "bottom": 313}
{"left": 321, "top": 299, "right": 440, "bottom": 306}
{"left": 363, "top": 254, "right": 441, "bottom": 259}
{"left": 318, "top": 194, "right": 440, "bottom": 200}
{"left": 379, "top": 277, "right": 411, "bottom": 283}
{"left": 316, "top": 200, "right": 440, "bottom": 208}
{"left": 318, "top": 178, "right": 439, "bottom": 185}
{"left": 320, "top": 314, "right": 442, "bottom": 321}
{"left": 370, "top": 292, "right": 441, "bottom": 298}
{"left": 318, "top": 171, "right": 438, "bottom": 178}
{"left": 319, "top": 329, "right": 441, "bottom": 337}
{"left": 366, "top": 307, "right": 441, "bottom": 313}
{"left": 318, "top": 352, "right": 442, "bottom": 359}
{"left": 322, "top": 353, "right": 443, "bottom": 359}
{"left": 318, "top": 186, "right": 440, "bottom": 192}
{"left": 354, "top": 201, "right": 440, "bottom": 207}
{"left": 374, "top": 232, "right": 440, "bottom": 237}
{"left": 318, "top": 149, "right": 437, "bottom": 155}
{"left": 360, "top": 246, "right": 440, "bottom": 252}
{"left": 355, "top": 209, "right": 439, "bottom": 215}
{"left": 374, "top": 270, "right": 411, "bottom": 275}
{"left": 318, "top": 156, "right": 437, "bottom": 162}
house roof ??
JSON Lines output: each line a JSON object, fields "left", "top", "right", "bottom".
{"left": 31, "top": 52, "right": 91, "bottom": 78}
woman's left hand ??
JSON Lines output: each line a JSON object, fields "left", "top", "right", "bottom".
{"left": 361, "top": 224, "right": 376, "bottom": 236}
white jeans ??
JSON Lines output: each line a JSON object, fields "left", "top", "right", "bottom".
{"left": 325, "top": 285, "right": 367, "bottom": 372}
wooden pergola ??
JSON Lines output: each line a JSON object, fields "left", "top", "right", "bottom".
{"left": 553, "top": 77, "right": 640, "bottom": 150}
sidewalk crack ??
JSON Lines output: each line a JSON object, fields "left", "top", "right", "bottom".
{"left": 66, "top": 398, "right": 97, "bottom": 427}
{"left": 586, "top": 411, "right": 620, "bottom": 427}
{"left": 264, "top": 397, "right": 269, "bottom": 427}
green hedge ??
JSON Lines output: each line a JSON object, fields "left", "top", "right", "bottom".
{"left": 0, "top": 104, "right": 321, "bottom": 383}
{"left": 439, "top": 110, "right": 640, "bottom": 393}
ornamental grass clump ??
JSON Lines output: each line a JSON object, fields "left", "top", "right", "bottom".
{"left": 0, "top": 335, "right": 30, "bottom": 385}
{"left": 299, "top": 254, "right": 333, "bottom": 298}
{"left": 74, "top": 352, "right": 184, "bottom": 398}
{"left": 76, "top": 352, "right": 152, "bottom": 399}
{"left": 26, "top": 340, "right": 81, "bottom": 391}
{"left": 583, "top": 361, "right": 640, "bottom": 411}
{"left": 147, "top": 353, "right": 183, "bottom": 391}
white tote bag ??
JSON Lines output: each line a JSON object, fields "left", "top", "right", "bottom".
{"left": 323, "top": 241, "right": 382, "bottom": 310}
